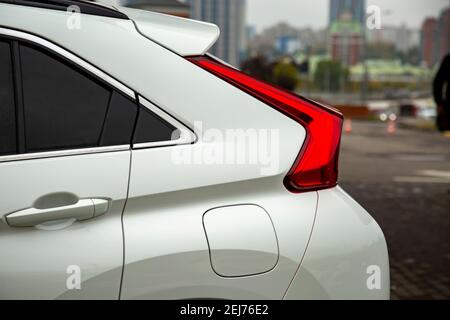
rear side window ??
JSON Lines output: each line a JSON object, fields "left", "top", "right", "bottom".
{"left": 133, "top": 107, "right": 180, "bottom": 145}
{"left": 99, "top": 91, "right": 137, "bottom": 146}
{"left": 0, "top": 40, "right": 16, "bottom": 156}
{"left": 20, "top": 44, "right": 128, "bottom": 152}
{"left": 1, "top": 37, "right": 183, "bottom": 157}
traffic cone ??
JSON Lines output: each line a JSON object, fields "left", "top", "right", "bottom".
{"left": 387, "top": 119, "right": 396, "bottom": 134}
{"left": 344, "top": 118, "right": 352, "bottom": 134}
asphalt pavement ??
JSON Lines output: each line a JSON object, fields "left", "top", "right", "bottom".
{"left": 339, "top": 120, "right": 450, "bottom": 300}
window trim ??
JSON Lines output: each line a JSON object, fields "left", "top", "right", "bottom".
{"left": 0, "top": 39, "right": 18, "bottom": 155}
{"left": 0, "top": 27, "right": 135, "bottom": 100}
{"left": 133, "top": 96, "right": 196, "bottom": 150}
{"left": 0, "top": 144, "right": 130, "bottom": 163}
{"left": 0, "top": 27, "right": 196, "bottom": 161}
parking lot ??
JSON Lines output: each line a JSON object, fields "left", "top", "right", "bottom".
{"left": 339, "top": 120, "right": 450, "bottom": 299}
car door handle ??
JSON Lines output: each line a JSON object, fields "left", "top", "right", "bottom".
{"left": 4, "top": 198, "right": 109, "bottom": 227}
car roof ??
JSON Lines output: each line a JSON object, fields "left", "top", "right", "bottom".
{"left": 0, "top": 0, "right": 219, "bottom": 57}
{"left": 0, "top": 0, "right": 129, "bottom": 19}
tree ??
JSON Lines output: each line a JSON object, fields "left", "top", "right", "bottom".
{"left": 366, "top": 42, "right": 396, "bottom": 60}
{"left": 273, "top": 60, "right": 299, "bottom": 91}
{"left": 313, "top": 60, "right": 348, "bottom": 92}
{"left": 396, "top": 46, "right": 421, "bottom": 66}
{"left": 241, "top": 55, "right": 273, "bottom": 82}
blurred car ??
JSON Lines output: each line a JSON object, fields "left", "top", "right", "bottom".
{"left": 416, "top": 107, "right": 437, "bottom": 119}
{"left": 379, "top": 111, "right": 398, "bottom": 122}
{"left": 396, "top": 98, "right": 437, "bottom": 120}
{"left": 410, "top": 98, "right": 437, "bottom": 120}
{"left": 370, "top": 103, "right": 399, "bottom": 122}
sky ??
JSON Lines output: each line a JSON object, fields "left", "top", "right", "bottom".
{"left": 247, "top": 0, "right": 450, "bottom": 31}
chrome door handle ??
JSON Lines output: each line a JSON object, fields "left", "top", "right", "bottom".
{"left": 4, "top": 198, "right": 109, "bottom": 227}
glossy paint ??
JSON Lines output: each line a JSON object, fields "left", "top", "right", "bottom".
{"left": 285, "top": 187, "right": 389, "bottom": 299}
{"left": 0, "top": 3, "right": 389, "bottom": 300}
{"left": 0, "top": 151, "right": 130, "bottom": 299}
{"left": 203, "top": 204, "right": 279, "bottom": 277}
{"left": 119, "top": 6, "right": 220, "bottom": 56}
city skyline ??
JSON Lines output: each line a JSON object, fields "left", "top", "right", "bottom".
{"left": 190, "top": 0, "right": 246, "bottom": 67}
{"left": 247, "top": 0, "right": 450, "bottom": 31}
{"left": 329, "top": 0, "right": 366, "bottom": 25}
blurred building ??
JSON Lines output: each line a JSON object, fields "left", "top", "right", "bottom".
{"left": 189, "top": 0, "right": 246, "bottom": 67}
{"left": 328, "top": 0, "right": 365, "bottom": 66}
{"left": 349, "top": 59, "right": 433, "bottom": 83}
{"left": 329, "top": 0, "right": 365, "bottom": 25}
{"left": 330, "top": 19, "right": 362, "bottom": 66}
{"left": 421, "top": 18, "right": 438, "bottom": 68}
{"left": 276, "top": 36, "right": 301, "bottom": 55}
{"left": 247, "top": 22, "right": 326, "bottom": 59}
{"left": 367, "top": 24, "right": 420, "bottom": 52}
{"left": 420, "top": 7, "right": 450, "bottom": 68}
{"left": 121, "top": 0, "right": 190, "bottom": 17}
{"left": 438, "top": 8, "right": 450, "bottom": 61}
{"left": 245, "top": 25, "right": 257, "bottom": 43}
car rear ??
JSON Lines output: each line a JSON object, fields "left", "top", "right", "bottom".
{"left": 0, "top": 2, "right": 389, "bottom": 299}
{"left": 184, "top": 54, "right": 390, "bottom": 300}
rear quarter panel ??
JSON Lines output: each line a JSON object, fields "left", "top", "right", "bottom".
{"left": 284, "top": 186, "right": 390, "bottom": 300}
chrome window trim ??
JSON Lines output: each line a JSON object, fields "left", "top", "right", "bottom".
{"left": 133, "top": 96, "right": 197, "bottom": 149}
{"left": 0, "top": 27, "right": 135, "bottom": 99}
{"left": 0, "top": 145, "right": 130, "bottom": 163}
{"left": 0, "top": 28, "right": 135, "bottom": 162}
{"left": 0, "top": 27, "right": 195, "bottom": 158}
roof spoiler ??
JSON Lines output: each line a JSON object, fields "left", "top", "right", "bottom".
{"left": 117, "top": 6, "right": 220, "bottom": 56}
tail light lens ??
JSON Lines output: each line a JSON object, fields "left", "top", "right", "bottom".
{"left": 187, "top": 56, "right": 343, "bottom": 193}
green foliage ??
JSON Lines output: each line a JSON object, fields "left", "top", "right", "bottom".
{"left": 273, "top": 61, "right": 299, "bottom": 91}
{"left": 241, "top": 56, "right": 301, "bottom": 91}
{"left": 313, "top": 60, "right": 349, "bottom": 92}
{"left": 241, "top": 56, "right": 273, "bottom": 82}
{"left": 366, "top": 43, "right": 421, "bottom": 66}
{"left": 397, "top": 46, "right": 421, "bottom": 66}
{"left": 366, "top": 42, "right": 396, "bottom": 60}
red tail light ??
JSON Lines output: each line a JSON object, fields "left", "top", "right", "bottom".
{"left": 187, "top": 56, "right": 343, "bottom": 193}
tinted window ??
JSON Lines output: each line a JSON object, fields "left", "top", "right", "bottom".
{"left": 133, "top": 107, "right": 180, "bottom": 145}
{"left": 0, "top": 41, "right": 16, "bottom": 156}
{"left": 99, "top": 91, "right": 137, "bottom": 146}
{"left": 14, "top": 41, "right": 175, "bottom": 154}
{"left": 20, "top": 44, "right": 111, "bottom": 152}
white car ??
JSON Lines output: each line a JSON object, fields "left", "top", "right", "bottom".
{"left": 0, "top": 0, "right": 389, "bottom": 300}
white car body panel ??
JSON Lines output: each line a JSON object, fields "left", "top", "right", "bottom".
{"left": 120, "top": 179, "right": 317, "bottom": 299}
{"left": 203, "top": 204, "right": 279, "bottom": 277}
{"left": 285, "top": 187, "right": 390, "bottom": 299}
{"left": 0, "top": 3, "right": 389, "bottom": 300}
{"left": 0, "top": 151, "right": 130, "bottom": 299}
{"left": 0, "top": 5, "right": 304, "bottom": 161}
{"left": 118, "top": 6, "right": 220, "bottom": 56}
